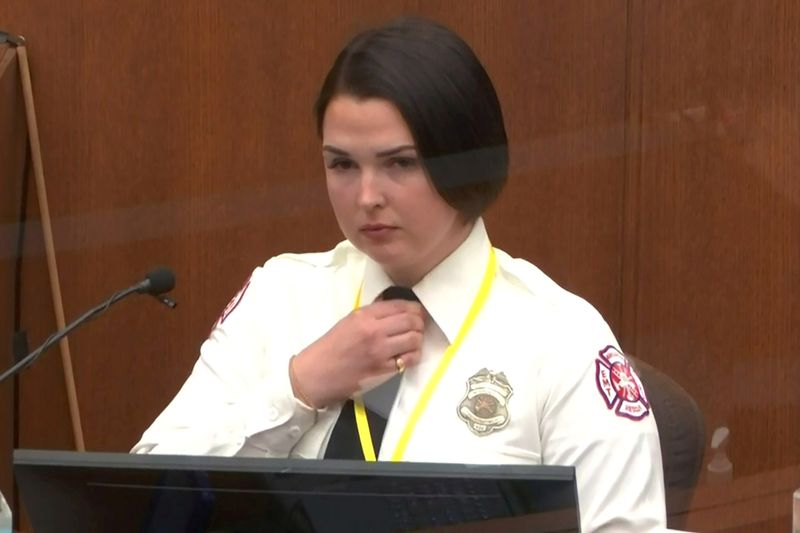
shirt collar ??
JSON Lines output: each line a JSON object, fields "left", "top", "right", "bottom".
{"left": 361, "top": 218, "right": 492, "bottom": 343}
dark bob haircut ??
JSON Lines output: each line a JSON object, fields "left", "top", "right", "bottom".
{"left": 314, "top": 17, "right": 509, "bottom": 221}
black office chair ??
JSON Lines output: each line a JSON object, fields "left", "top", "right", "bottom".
{"left": 628, "top": 356, "right": 705, "bottom": 529}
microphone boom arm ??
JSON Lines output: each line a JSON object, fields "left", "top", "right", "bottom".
{"left": 0, "top": 271, "right": 175, "bottom": 384}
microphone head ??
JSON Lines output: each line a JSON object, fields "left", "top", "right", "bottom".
{"left": 143, "top": 267, "right": 175, "bottom": 295}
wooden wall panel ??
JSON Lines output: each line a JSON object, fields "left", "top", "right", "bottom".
{"left": 627, "top": 0, "right": 800, "bottom": 529}
{"left": 468, "top": 1, "right": 629, "bottom": 332}
{"left": 2, "top": 0, "right": 628, "bottom": 458}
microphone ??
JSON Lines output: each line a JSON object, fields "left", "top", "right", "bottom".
{"left": 0, "top": 267, "right": 177, "bottom": 384}
{"left": 135, "top": 267, "right": 177, "bottom": 308}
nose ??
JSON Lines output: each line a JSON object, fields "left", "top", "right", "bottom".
{"left": 357, "top": 169, "right": 386, "bottom": 209}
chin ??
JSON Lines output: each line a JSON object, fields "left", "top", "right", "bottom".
{"left": 348, "top": 232, "right": 413, "bottom": 267}
{"left": 358, "top": 243, "right": 405, "bottom": 269}
{"left": 363, "top": 246, "right": 401, "bottom": 266}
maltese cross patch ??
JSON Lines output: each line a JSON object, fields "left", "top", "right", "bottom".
{"left": 595, "top": 346, "right": 650, "bottom": 421}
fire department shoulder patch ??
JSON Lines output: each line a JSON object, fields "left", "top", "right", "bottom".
{"left": 595, "top": 346, "right": 650, "bottom": 421}
{"left": 215, "top": 276, "right": 252, "bottom": 328}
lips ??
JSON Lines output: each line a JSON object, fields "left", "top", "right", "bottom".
{"left": 359, "top": 223, "right": 399, "bottom": 238}
{"left": 360, "top": 223, "right": 396, "bottom": 231}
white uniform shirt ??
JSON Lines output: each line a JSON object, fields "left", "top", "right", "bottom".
{"left": 133, "top": 219, "right": 666, "bottom": 531}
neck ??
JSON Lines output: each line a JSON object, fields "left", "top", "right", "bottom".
{"left": 385, "top": 220, "right": 475, "bottom": 287}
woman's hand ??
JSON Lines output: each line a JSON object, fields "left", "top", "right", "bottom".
{"left": 291, "top": 300, "right": 425, "bottom": 408}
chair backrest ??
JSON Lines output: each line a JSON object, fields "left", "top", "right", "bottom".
{"left": 628, "top": 356, "right": 705, "bottom": 527}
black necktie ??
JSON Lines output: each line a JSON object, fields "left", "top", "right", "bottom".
{"left": 324, "top": 286, "right": 419, "bottom": 460}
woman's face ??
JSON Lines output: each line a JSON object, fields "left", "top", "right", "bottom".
{"left": 322, "top": 95, "right": 472, "bottom": 286}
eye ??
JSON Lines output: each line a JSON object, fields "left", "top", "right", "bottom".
{"left": 387, "top": 157, "right": 418, "bottom": 170}
{"left": 327, "top": 158, "right": 357, "bottom": 171}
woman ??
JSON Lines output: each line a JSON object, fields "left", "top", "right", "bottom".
{"left": 133, "top": 17, "right": 666, "bottom": 531}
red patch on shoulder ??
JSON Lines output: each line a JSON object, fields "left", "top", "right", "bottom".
{"left": 213, "top": 277, "right": 252, "bottom": 329}
{"left": 594, "top": 346, "right": 650, "bottom": 421}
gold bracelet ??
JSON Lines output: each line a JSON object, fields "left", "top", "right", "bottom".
{"left": 289, "top": 355, "right": 318, "bottom": 410}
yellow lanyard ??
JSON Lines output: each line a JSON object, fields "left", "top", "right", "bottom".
{"left": 353, "top": 245, "right": 497, "bottom": 462}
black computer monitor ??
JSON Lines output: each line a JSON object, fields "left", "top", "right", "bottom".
{"left": 14, "top": 449, "right": 581, "bottom": 532}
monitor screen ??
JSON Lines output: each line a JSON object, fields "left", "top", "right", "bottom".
{"left": 14, "top": 450, "right": 580, "bottom": 532}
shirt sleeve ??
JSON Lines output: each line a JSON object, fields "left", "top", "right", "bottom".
{"left": 131, "top": 262, "right": 318, "bottom": 457}
{"left": 538, "top": 308, "right": 667, "bottom": 532}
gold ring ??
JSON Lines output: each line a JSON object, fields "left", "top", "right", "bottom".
{"left": 395, "top": 356, "right": 405, "bottom": 373}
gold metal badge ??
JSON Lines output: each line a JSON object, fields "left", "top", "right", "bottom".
{"left": 457, "top": 368, "right": 513, "bottom": 436}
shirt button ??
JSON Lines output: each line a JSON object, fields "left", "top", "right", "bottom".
{"left": 289, "top": 426, "right": 301, "bottom": 438}
{"left": 267, "top": 406, "right": 279, "bottom": 421}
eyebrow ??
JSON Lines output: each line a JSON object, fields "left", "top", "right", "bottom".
{"left": 322, "top": 144, "right": 417, "bottom": 158}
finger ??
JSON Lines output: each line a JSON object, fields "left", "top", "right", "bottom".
{"left": 397, "top": 348, "right": 422, "bottom": 367}
{"left": 384, "top": 330, "right": 423, "bottom": 358}
{"left": 390, "top": 349, "right": 422, "bottom": 373}
{"left": 367, "top": 300, "right": 424, "bottom": 319}
{"left": 379, "top": 312, "right": 425, "bottom": 337}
